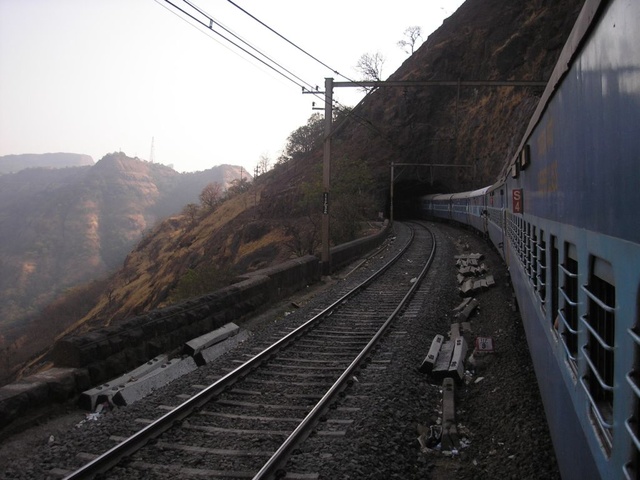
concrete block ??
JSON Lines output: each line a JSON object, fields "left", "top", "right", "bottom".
{"left": 196, "top": 330, "right": 250, "bottom": 366}
{"left": 461, "top": 322, "right": 472, "bottom": 337}
{"left": 448, "top": 337, "right": 468, "bottom": 382}
{"left": 453, "top": 297, "right": 472, "bottom": 313}
{"left": 442, "top": 377, "right": 455, "bottom": 425}
{"left": 432, "top": 341, "right": 454, "bottom": 380}
{"left": 79, "top": 355, "right": 168, "bottom": 410}
{"left": 183, "top": 322, "right": 239, "bottom": 357}
{"left": 458, "top": 298, "right": 479, "bottom": 320}
{"left": 112, "top": 357, "right": 198, "bottom": 406}
{"left": 459, "top": 266, "right": 472, "bottom": 276}
{"left": 419, "top": 335, "right": 444, "bottom": 373}
{"left": 449, "top": 323, "right": 461, "bottom": 339}
{"left": 459, "top": 279, "right": 474, "bottom": 297}
{"left": 441, "top": 377, "right": 458, "bottom": 450}
{"left": 485, "top": 275, "right": 495, "bottom": 287}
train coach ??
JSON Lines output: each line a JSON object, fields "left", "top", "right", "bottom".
{"left": 419, "top": 0, "right": 640, "bottom": 479}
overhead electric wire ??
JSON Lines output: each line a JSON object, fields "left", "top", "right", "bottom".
{"left": 158, "top": 0, "right": 391, "bottom": 146}
{"left": 224, "top": 0, "right": 357, "bottom": 84}
{"left": 181, "top": 0, "right": 318, "bottom": 93}
{"left": 160, "top": 0, "right": 319, "bottom": 96}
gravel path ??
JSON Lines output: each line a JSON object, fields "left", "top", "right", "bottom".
{"left": 0, "top": 221, "right": 559, "bottom": 479}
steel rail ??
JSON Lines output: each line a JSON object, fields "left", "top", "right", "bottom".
{"left": 63, "top": 224, "right": 415, "bottom": 480}
{"left": 254, "top": 223, "right": 436, "bottom": 479}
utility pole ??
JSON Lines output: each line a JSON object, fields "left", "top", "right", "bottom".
{"left": 308, "top": 77, "right": 544, "bottom": 275}
{"left": 321, "top": 78, "right": 333, "bottom": 274}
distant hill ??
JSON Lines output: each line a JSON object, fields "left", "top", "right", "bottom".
{"left": 0, "top": 153, "right": 247, "bottom": 361}
{"left": 0, "top": 153, "right": 94, "bottom": 174}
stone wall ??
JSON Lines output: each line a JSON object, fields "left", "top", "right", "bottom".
{"left": 0, "top": 224, "right": 389, "bottom": 429}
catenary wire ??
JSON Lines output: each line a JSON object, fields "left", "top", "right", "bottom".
{"left": 181, "top": 0, "right": 319, "bottom": 93}
{"left": 158, "top": 0, "right": 393, "bottom": 147}
{"left": 161, "top": 0, "right": 317, "bottom": 95}
{"left": 224, "top": 0, "right": 357, "bottom": 84}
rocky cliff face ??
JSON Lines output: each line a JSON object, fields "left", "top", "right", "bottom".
{"left": 289, "top": 0, "right": 585, "bottom": 203}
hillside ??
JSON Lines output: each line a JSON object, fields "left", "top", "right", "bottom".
{"left": 0, "top": 153, "right": 247, "bottom": 381}
{"left": 2, "top": 0, "right": 584, "bottom": 383}
{"left": 271, "top": 0, "right": 584, "bottom": 202}
{"left": 59, "top": 0, "right": 583, "bottom": 332}
{"left": 0, "top": 153, "right": 94, "bottom": 174}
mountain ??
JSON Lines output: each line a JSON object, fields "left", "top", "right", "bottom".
{"left": 0, "top": 153, "right": 247, "bottom": 367}
{"left": 54, "top": 0, "right": 584, "bottom": 339}
{"left": 0, "top": 153, "right": 94, "bottom": 174}
{"left": 1, "top": 0, "right": 584, "bottom": 383}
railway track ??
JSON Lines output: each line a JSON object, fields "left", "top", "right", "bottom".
{"left": 63, "top": 222, "right": 435, "bottom": 479}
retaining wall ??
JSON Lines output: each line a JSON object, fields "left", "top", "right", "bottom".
{"left": 0, "top": 224, "right": 389, "bottom": 429}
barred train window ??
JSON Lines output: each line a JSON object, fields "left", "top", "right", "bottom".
{"left": 531, "top": 226, "right": 538, "bottom": 288}
{"left": 538, "top": 230, "right": 547, "bottom": 310}
{"left": 624, "top": 305, "right": 640, "bottom": 479}
{"left": 581, "top": 256, "right": 615, "bottom": 454}
{"left": 551, "top": 236, "right": 559, "bottom": 332}
{"left": 559, "top": 243, "right": 579, "bottom": 368}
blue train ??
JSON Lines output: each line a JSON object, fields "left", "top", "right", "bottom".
{"left": 419, "top": 1, "right": 639, "bottom": 478}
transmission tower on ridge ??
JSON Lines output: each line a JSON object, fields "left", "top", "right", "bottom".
{"left": 149, "top": 136, "right": 155, "bottom": 163}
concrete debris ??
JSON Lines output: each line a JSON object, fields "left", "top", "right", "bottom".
{"left": 441, "top": 378, "right": 459, "bottom": 451}
{"left": 419, "top": 334, "right": 444, "bottom": 374}
{"left": 112, "top": 357, "right": 198, "bottom": 407}
{"left": 455, "top": 298, "right": 479, "bottom": 320}
{"left": 431, "top": 341, "right": 454, "bottom": 380}
{"left": 196, "top": 330, "right": 250, "bottom": 366}
{"left": 183, "top": 322, "right": 240, "bottom": 357}
{"left": 420, "top": 249, "right": 502, "bottom": 457}
{"left": 448, "top": 337, "right": 468, "bottom": 382}
{"left": 455, "top": 252, "right": 494, "bottom": 296}
{"left": 78, "top": 323, "right": 248, "bottom": 410}
{"left": 79, "top": 355, "right": 168, "bottom": 410}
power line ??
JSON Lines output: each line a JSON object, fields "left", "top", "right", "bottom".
{"left": 160, "top": 0, "right": 318, "bottom": 94}
{"left": 181, "top": 0, "right": 317, "bottom": 92}
{"left": 224, "top": 0, "right": 357, "bottom": 84}
{"left": 158, "top": 0, "right": 382, "bottom": 142}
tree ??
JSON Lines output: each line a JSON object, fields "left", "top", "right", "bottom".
{"left": 199, "top": 182, "right": 223, "bottom": 209}
{"left": 256, "top": 152, "right": 271, "bottom": 177}
{"left": 397, "top": 26, "right": 423, "bottom": 54}
{"left": 355, "top": 52, "right": 385, "bottom": 82}
{"left": 227, "top": 177, "right": 251, "bottom": 197}
{"left": 279, "top": 113, "right": 325, "bottom": 164}
{"left": 182, "top": 203, "right": 200, "bottom": 227}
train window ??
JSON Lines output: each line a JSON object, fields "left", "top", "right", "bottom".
{"left": 519, "top": 219, "right": 526, "bottom": 264}
{"left": 559, "top": 242, "right": 579, "bottom": 370}
{"left": 531, "top": 226, "right": 538, "bottom": 288}
{"left": 580, "top": 256, "right": 615, "bottom": 454}
{"left": 551, "top": 236, "right": 559, "bottom": 334}
{"left": 538, "top": 230, "right": 547, "bottom": 310}
{"left": 623, "top": 304, "right": 640, "bottom": 479}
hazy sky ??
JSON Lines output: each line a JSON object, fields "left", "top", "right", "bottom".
{"left": 0, "top": 0, "right": 465, "bottom": 173}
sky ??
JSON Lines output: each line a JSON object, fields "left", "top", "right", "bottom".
{"left": 0, "top": 0, "right": 465, "bottom": 174}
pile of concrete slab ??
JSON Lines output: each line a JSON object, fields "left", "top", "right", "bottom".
{"left": 79, "top": 322, "right": 248, "bottom": 411}
{"left": 418, "top": 253, "right": 497, "bottom": 453}
{"left": 456, "top": 253, "right": 495, "bottom": 296}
